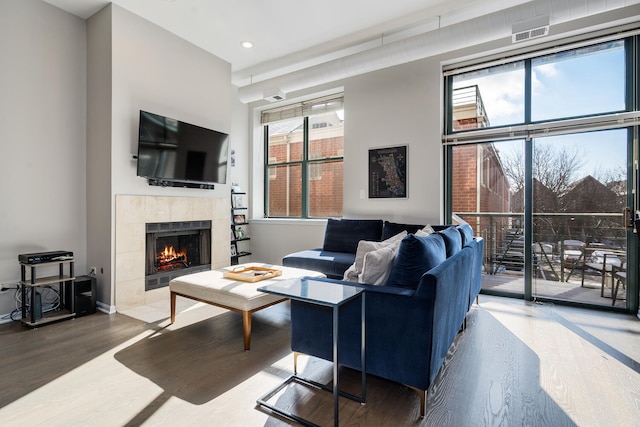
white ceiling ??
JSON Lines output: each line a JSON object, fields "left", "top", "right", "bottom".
{"left": 42, "top": 0, "right": 532, "bottom": 86}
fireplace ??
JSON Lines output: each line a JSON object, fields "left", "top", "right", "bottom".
{"left": 145, "top": 220, "right": 212, "bottom": 291}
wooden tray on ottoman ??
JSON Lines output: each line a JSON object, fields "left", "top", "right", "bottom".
{"left": 223, "top": 266, "right": 283, "bottom": 282}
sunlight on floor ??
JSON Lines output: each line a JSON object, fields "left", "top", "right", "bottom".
{"left": 119, "top": 298, "right": 209, "bottom": 324}
{"left": 0, "top": 301, "right": 299, "bottom": 427}
{"left": 0, "top": 327, "right": 165, "bottom": 425}
{"left": 479, "top": 298, "right": 640, "bottom": 427}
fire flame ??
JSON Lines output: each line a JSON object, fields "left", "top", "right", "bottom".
{"left": 157, "top": 245, "right": 188, "bottom": 270}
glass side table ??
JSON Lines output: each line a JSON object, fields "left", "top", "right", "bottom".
{"left": 257, "top": 278, "right": 365, "bottom": 427}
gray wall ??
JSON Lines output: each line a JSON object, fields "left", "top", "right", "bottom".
{"left": 0, "top": 1, "right": 234, "bottom": 318}
{"left": 0, "top": 0, "right": 87, "bottom": 317}
{"left": 86, "top": 4, "right": 112, "bottom": 310}
{"left": 86, "top": 4, "right": 232, "bottom": 310}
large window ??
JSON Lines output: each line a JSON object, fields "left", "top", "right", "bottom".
{"left": 530, "top": 41, "right": 626, "bottom": 121}
{"left": 449, "top": 40, "right": 626, "bottom": 132}
{"left": 444, "top": 33, "right": 638, "bottom": 312}
{"left": 263, "top": 94, "right": 344, "bottom": 218}
{"left": 450, "top": 62, "right": 525, "bottom": 131}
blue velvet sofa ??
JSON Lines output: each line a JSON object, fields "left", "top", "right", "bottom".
{"left": 283, "top": 219, "right": 484, "bottom": 416}
{"left": 283, "top": 219, "right": 426, "bottom": 279}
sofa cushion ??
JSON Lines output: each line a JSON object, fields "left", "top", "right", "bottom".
{"left": 282, "top": 249, "right": 355, "bottom": 279}
{"left": 322, "top": 219, "right": 383, "bottom": 254}
{"left": 381, "top": 221, "right": 425, "bottom": 240}
{"left": 360, "top": 245, "right": 396, "bottom": 285}
{"left": 416, "top": 224, "right": 436, "bottom": 236}
{"left": 438, "top": 226, "right": 462, "bottom": 257}
{"left": 356, "top": 231, "right": 406, "bottom": 273}
{"left": 387, "top": 233, "right": 447, "bottom": 290}
{"left": 457, "top": 224, "right": 474, "bottom": 247}
{"left": 343, "top": 231, "right": 405, "bottom": 282}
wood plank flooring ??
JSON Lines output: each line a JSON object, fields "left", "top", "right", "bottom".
{"left": 0, "top": 295, "right": 639, "bottom": 426}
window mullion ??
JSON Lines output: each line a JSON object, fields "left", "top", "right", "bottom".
{"left": 524, "top": 59, "right": 532, "bottom": 125}
{"left": 302, "top": 117, "right": 309, "bottom": 218}
{"left": 629, "top": 36, "right": 638, "bottom": 111}
{"left": 264, "top": 125, "right": 269, "bottom": 217}
{"left": 445, "top": 75, "right": 453, "bottom": 135}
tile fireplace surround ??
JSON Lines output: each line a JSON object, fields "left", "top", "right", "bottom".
{"left": 115, "top": 195, "right": 229, "bottom": 311}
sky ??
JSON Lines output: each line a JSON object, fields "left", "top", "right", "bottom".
{"left": 452, "top": 40, "right": 627, "bottom": 182}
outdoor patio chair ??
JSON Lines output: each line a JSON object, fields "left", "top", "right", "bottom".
{"left": 612, "top": 264, "right": 627, "bottom": 306}
{"left": 533, "top": 242, "right": 557, "bottom": 280}
{"left": 559, "top": 240, "right": 585, "bottom": 269}
{"left": 580, "top": 245, "right": 625, "bottom": 298}
{"left": 556, "top": 240, "right": 586, "bottom": 282}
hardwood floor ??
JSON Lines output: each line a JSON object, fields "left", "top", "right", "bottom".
{"left": 0, "top": 295, "right": 638, "bottom": 426}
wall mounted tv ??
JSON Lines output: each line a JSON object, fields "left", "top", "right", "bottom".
{"left": 137, "top": 110, "right": 229, "bottom": 189}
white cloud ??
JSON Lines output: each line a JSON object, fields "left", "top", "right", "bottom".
{"left": 532, "top": 63, "right": 558, "bottom": 94}
{"left": 535, "top": 63, "right": 558, "bottom": 77}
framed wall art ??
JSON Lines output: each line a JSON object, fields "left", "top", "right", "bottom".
{"left": 368, "top": 145, "right": 407, "bottom": 198}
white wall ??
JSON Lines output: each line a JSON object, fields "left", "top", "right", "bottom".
{"left": 229, "top": 87, "right": 250, "bottom": 193}
{"left": 0, "top": 0, "right": 87, "bottom": 317}
{"left": 110, "top": 4, "right": 232, "bottom": 196}
{"left": 342, "top": 59, "right": 443, "bottom": 224}
{"left": 250, "top": 219, "right": 327, "bottom": 266}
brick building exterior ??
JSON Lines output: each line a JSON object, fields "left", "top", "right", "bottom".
{"left": 451, "top": 85, "right": 511, "bottom": 237}
{"left": 267, "top": 116, "right": 344, "bottom": 217}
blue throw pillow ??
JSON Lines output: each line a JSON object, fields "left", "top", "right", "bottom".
{"left": 322, "top": 219, "right": 383, "bottom": 253}
{"left": 457, "top": 224, "right": 474, "bottom": 247}
{"left": 438, "top": 226, "right": 462, "bottom": 257}
{"left": 387, "top": 233, "right": 446, "bottom": 290}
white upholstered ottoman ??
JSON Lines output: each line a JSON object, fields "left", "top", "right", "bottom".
{"left": 169, "top": 263, "right": 325, "bottom": 350}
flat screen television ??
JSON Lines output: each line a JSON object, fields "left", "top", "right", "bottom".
{"left": 137, "top": 110, "right": 229, "bottom": 188}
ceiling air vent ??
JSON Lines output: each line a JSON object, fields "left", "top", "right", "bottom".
{"left": 512, "top": 16, "right": 549, "bottom": 44}
{"left": 264, "top": 89, "right": 286, "bottom": 102}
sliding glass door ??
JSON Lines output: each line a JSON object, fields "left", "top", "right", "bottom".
{"left": 449, "top": 131, "right": 633, "bottom": 309}
{"left": 444, "top": 33, "right": 639, "bottom": 312}
{"left": 450, "top": 140, "right": 525, "bottom": 297}
{"left": 530, "top": 130, "right": 630, "bottom": 307}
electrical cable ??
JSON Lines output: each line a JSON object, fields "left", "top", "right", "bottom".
{"left": 11, "top": 285, "right": 61, "bottom": 321}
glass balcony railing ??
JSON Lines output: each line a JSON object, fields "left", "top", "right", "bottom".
{"left": 456, "top": 212, "right": 627, "bottom": 308}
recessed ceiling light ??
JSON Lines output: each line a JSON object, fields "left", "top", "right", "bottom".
{"left": 241, "top": 41, "right": 254, "bottom": 49}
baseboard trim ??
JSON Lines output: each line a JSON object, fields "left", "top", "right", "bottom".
{"left": 97, "top": 301, "right": 116, "bottom": 315}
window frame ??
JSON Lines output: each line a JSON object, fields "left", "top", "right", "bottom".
{"left": 263, "top": 99, "right": 344, "bottom": 219}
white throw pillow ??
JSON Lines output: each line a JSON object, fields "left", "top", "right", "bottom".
{"left": 353, "top": 231, "right": 406, "bottom": 273}
{"left": 359, "top": 245, "right": 396, "bottom": 285}
{"left": 416, "top": 224, "right": 435, "bottom": 237}
{"left": 342, "top": 263, "right": 359, "bottom": 282}
{"left": 342, "top": 230, "right": 406, "bottom": 282}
